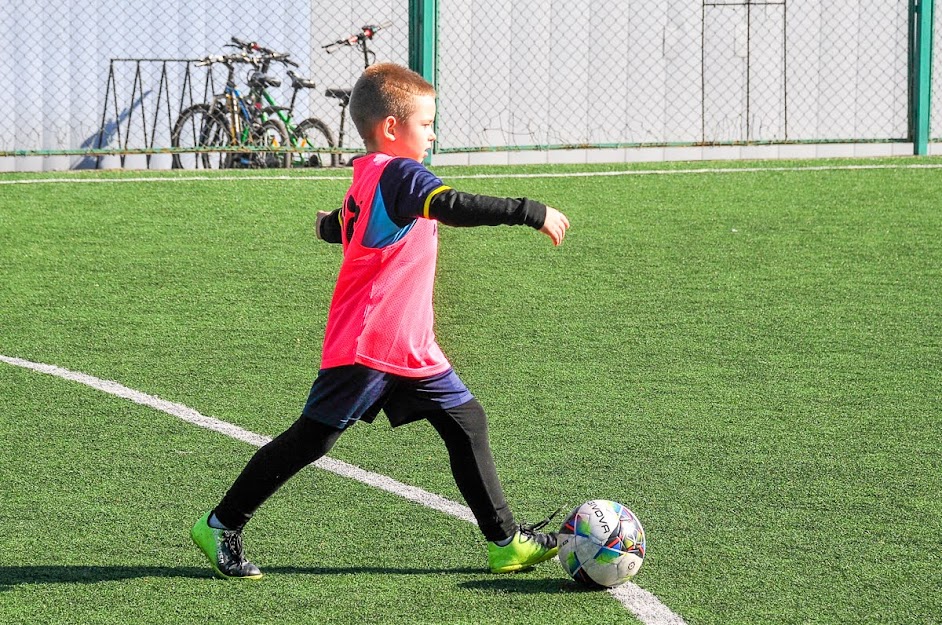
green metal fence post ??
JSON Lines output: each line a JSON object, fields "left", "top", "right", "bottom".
{"left": 408, "top": 0, "right": 437, "bottom": 88}
{"left": 911, "top": 0, "right": 934, "bottom": 155}
{"left": 409, "top": 0, "right": 438, "bottom": 160}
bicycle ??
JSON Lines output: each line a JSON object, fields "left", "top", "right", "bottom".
{"left": 314, "top": 21, "right": 393, "bottom": 165}
{"left": 227, "top": 37, "right": 337, "bottom": 167}
{"left": 171, "top": 52, "right": 290, "bottom": 169}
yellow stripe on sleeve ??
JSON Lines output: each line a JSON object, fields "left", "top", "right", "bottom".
{"left": 423, "top": 185, "right": 452, "bottom": 219}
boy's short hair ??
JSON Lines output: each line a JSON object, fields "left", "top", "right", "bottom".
{"left": 350, "top": 63, "right": 436, "bottom": 143}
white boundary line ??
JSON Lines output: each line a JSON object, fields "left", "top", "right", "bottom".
{"left": 0, "top": 354, "right": 686, "bottom": 625}
{"left": 0, "top": 175, "right": 350, "bottom": 185}
{"left": 2, "top": 161, "right": 942, "bottom": 186}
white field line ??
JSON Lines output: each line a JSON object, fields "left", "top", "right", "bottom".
{"left": 0, "top": 353, "right": 686, "bottom": 625}
{"left": 0, "top": 174, "right": 351, "bottom": 185}
{"left": 2, "top": 161, "right": 942, "bottom": 186}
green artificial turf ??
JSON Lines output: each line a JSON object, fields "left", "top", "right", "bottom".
{"left": 1, "top": 159, "right": 940, "bottom": 624}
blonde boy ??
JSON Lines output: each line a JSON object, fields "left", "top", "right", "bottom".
{"left": 192, "top": 63, "right": 570, "bottom": 579}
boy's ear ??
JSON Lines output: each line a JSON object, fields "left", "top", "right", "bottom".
{"left": 381, "top": 115, "right": 397, "bottom": 141}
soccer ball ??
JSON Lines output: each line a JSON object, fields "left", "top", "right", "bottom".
{"left": 558, "top": 499, "right": 646, "bottom": 588}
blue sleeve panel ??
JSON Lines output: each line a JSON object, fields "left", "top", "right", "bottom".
{"left": 361, "top": 158, "right": 447, "bottom": 249}
{"left": 361, "top": 191, "right": 415, "bottom": 248}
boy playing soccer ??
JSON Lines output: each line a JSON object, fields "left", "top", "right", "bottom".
{"left": 191, "top": 62, "right": 570, "bottom": 579}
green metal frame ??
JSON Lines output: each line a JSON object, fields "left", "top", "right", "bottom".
{"left": 408, "top": 0, "right": 437, "bottom": 88}
{"left": 911, "top": 0, "right": 935, "bottom": 154}
{"left": 408, "top": 0, "right": 437, "bottom": 163}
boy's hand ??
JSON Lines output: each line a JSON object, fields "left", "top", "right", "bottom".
{"left": 315, "top": 210, "right": 332, "bottom": 240}
{"left": 540, "top": 206, "right": 570, "bottom": 246}
{"left": 315, "top": 209, "right": 344, "bottom": 244}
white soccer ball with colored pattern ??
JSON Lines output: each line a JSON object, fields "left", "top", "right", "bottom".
{"left": 557, "top": 499, "right": 646, "bottom": 588}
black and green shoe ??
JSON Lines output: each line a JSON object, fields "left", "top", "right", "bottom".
{"left": 487, "top": 514, "right": 560, "bottom": 573}
{"left": 190, "top": 511, "right": 263, "bottom": 580}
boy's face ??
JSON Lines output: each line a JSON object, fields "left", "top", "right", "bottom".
{"left": 385, "top": 94, "right": 437, "bottom": 162}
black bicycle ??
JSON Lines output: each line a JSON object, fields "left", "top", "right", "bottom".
{"left": 314, "top": 21, "right": 393, "bottom": 165}
{"left": 170, "top": 52, "right": 290, "bottom": 169}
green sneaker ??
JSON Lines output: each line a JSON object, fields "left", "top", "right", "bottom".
{"left": 190, "top": 511, "right": 263, "bottom": 580}
{"left": 488, "top": 515, "right": 560, "bottom": 573}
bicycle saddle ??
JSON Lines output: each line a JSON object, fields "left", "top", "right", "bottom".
{"left": 249, "top": 72, "right": 282, "bottom": 89}
{"left": 287, "top": 70, "right": 316, "bottom": 90}
{"left": 325, "top": 88, "right": 352, "bottom": 104}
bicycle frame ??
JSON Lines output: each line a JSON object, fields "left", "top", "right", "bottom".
{"left": 204, "top": 56, "right": 262, "bottom": 148}
{"left": 223, "top": 86, "right": 255, "bottom": 143}
{"left": 256, "top": 89, "right": 300, "bottom": 144}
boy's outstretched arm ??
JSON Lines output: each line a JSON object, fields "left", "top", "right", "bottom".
{"left": 425, "top": 189, "right": 570, "bottom": 245}
{"left": 327, "top": 159, "right": 570, "bottom": 246}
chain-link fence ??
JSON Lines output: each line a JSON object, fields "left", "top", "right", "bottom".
{"left": 0, "top": 0, "right": 407, "bottom": 169}
{"left": 0, "top": 0, "right": 935, "bottom": 169}
{"left": 932, "top": 0, "right": 942, "bottom": 140}
{"left": 436, "top": 0, "right": 912, "bottom": 150}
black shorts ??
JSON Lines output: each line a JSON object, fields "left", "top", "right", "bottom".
{"left": 301, "top": 364, "right": 474, "bottom": 429}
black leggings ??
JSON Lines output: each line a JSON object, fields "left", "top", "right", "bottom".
{"left": 212, "top": 398, "right": 516, "bottom": 542}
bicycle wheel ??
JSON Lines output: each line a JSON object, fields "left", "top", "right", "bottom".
{"left": 170, "top": 104, "right": 233, "bottom": 169}
{"left": 292, "top": 117, "right": 337, "bottom": 167}
{"left": 171, "top": 104, "right": 209, "bottom": 169}
{"left": 248, "top": 117, "right": 291, "bottom": 168}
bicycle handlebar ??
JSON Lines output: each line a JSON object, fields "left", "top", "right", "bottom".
{"left": 229, "top": 37, "right": 300, "bottom": 67}
{"left": 195, "top": 52, "right": 260, "bottom": 67}
{"left": 322, "top": 20, "right": 392, "bottom": 53}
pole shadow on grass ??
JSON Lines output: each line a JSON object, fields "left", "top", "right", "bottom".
{"left": 0, "top": 565, "right": 487, "bottom": 589}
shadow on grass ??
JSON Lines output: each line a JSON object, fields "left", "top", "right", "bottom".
{"left": 459, "top": 577, "right": 596, "bottom": 595}
{"left": 0, "top": 564, "right": 483, "bottom": 589}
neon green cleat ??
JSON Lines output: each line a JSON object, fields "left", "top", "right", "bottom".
{"left": 488, "top": 521, "right": 560, "bottom": 573}
{"left": 190, "top": 511, "right": 263, "bottom": 580}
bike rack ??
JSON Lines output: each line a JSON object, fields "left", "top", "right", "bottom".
{"left": 95, "top": 58, "right": 218, "bottom": 168}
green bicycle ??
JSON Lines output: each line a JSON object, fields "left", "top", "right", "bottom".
{"left": 170, "top": 52, "right": 290, "bottom": 169}
{"left": 227, "top": 37, "right": 337, "bottom": 167}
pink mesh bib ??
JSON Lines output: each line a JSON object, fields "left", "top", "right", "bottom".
{"left": 320, "top": 153, "right": 450, "bottom": 377}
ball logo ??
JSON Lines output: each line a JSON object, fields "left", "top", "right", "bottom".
{"left": 588, "top": 500, "right": 611, "bottom": 533}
